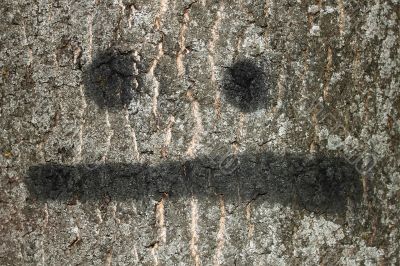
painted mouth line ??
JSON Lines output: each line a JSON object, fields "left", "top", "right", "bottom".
{"left": 25, "top": 151, "right": 362, "bottom": 214}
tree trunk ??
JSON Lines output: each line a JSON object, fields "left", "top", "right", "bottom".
{"left": 1, "top": 0, "right": 399, "bottom": 265}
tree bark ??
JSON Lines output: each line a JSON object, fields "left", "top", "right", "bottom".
{"left": 1, "top": 0, "right": 399, "bottom": 265}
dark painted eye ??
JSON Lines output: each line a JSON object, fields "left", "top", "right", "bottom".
{"left": 83, "top": 47, "right": 142, "bottom": 110}
{"left": 222, "top": 58, "right": 269, "bottom": 113}
{"left": 230, "top": 60, "right": 259, "bottom": 88}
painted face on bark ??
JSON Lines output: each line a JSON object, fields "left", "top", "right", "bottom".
{"left": 27, "top": 50, "right": 362, "bottom": 215}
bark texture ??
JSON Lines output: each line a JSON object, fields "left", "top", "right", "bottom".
{"left": 1, "top": 0, "right": 399, "bottom": 265}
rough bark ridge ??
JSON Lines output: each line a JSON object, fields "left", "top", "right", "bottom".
{"left": 1, "top": 0, "right": 399, "bottom": 265}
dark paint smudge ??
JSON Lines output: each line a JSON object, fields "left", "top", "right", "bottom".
{"left": 222, "top": 58, "right": 270, "bottom": 113}
{"left": 83, "top": 47, "right": 143, "bottom": 109}
{"left": 25, "top": 152, "right": 362, "bottom": 214}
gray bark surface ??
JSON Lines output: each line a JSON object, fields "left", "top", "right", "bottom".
{"left": 1, "top": 0, "right": 399, "bottom": 265}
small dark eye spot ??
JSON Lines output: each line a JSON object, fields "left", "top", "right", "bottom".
{"left": 83, "top": 47, "right": 142, "bottom": 110}
{"left": 222, "top": 58, "right": 269, "bottom": 113}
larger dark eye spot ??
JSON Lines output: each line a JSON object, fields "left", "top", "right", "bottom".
{"left": 83, "top": 47, "right": 141, "bottom": 110}
{"left": 222, "top": 58, "right": 268, "bottom": 113}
